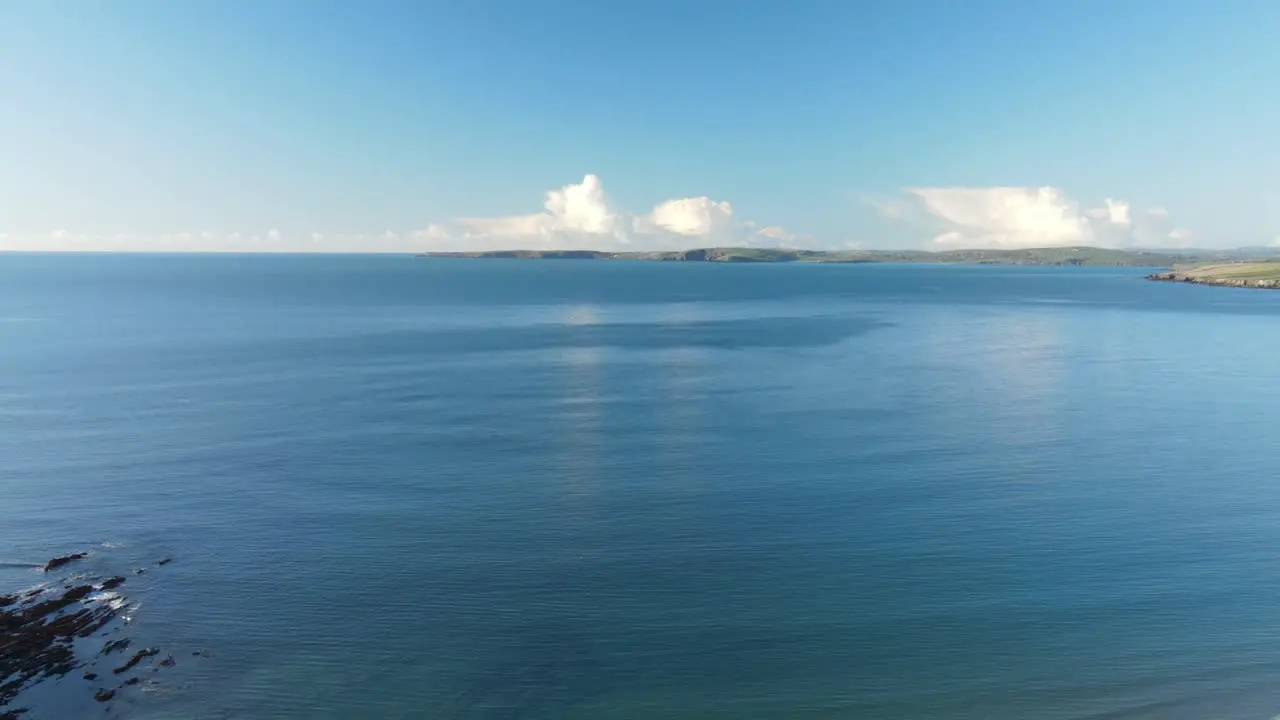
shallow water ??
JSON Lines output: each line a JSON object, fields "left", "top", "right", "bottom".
{"left": 3, "top": 255, "right": 1280, "bottom": 718}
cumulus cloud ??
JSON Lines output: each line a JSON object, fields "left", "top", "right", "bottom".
{"left": 877, "top": 186, "right": 1193, "bottom": 249}
{"left": 642, "top": 197, "right": 734, "bottom": 237}
{"left": 4, "top": 174, "right": 802, "bottom": 253}
{"left": 446, "top": 174, "right": 622, "bottom": 247}
{"left": 420, "top": 174, "right": 804, "bottom": 252}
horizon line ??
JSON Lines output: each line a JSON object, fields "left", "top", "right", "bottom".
{"left": 1, "top": 244, "right": 1275, "bottom": 256}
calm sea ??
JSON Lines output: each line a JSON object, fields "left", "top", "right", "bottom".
{"left": 4, "top": 254, "right": 1280, "bottom": 719}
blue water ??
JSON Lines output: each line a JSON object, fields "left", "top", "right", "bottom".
{"left": 4, "top": 255, "right": 1280, "bottom": 719}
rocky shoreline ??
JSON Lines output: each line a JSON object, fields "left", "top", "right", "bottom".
{"left": 1146, "top": 271, "right": 1280, "bottom": 289}
{"left": 1, "top": 551, "right": 183, "bottom": 717}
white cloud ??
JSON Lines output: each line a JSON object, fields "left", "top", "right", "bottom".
{"left": 421, "top": 174, "right": 800, "bottom": 252}
{"left": 2, "top": 174, "right": 794, "bottom": 253}
{"left": 756, "top": 226, "right": 791, "bottom": 241}
{"left": 449, "top": 174, "right": 622, "bottom": 248}
{"left": 643, "top": 197, "right": 734, "bottom": 236}
{"left": 542, "top": 174, "right": 618, "bottom": 235}
{"left": 878, "top": 186, "right": 1194, "bottom": 249}
{"left": 1165, "top": 227, "right": 1195, "bottom": 248}
{"left": 415, "top": 224, "right": 449, "bottom": 242}
{"left": 1104, "top": 198, "right": 1130, "bottom": 225}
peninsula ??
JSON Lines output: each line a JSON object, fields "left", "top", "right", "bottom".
{"left": 424, "top": 246, "right": 1207, "bottom": 267}
{"left": 1147, "top": 261, "right": 1280, "bottom": 289}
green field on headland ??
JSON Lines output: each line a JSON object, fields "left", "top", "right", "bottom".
{"left": 1147, "top": 261, "right": 1280, "bottom": 288}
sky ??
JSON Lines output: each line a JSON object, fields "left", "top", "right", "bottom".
{"left": 3, "top": 0, "right": 1280, "bottom": 252}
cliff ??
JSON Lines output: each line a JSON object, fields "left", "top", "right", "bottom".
{"left": 1147, "top": 262, "right": 1280, "bottom": 289}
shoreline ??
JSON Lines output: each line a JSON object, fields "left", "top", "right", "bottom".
{"left": 420, "top": 246, "right": 1211, "bottom": 267}
{"left": 1146, "top": 264, "right": 1280, "bottom": 289}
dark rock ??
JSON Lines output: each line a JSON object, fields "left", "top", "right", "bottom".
{"left": 43, "top": 553, "right": 87, "bottom": 572}
{"left": 1, "top": 709, "right": 30, "bottom": 719}
{"left": 1, "top": 584, "right": 121, "bottom": 704}
{"left": 22, "top": 584, "right": 94, "bottom": 621}
{"left": 159, "top": 654, "right": 176, "bottom": 667}
{"left": 132, "top": 568, "right": 146, "bottom": 575}
{"left": 113, "top": 648, "right": 159, "bottom": 674}
{"left": 102, "top": 638, "right": 131, "bottom": 655}
{"left": 1, "top": 564, "right": 169, "bottom": 710}
{"left": 123, "top": 677, "right": 140, "bottom": 686}
{"left": 156, "top": 558, "right": 173, "bottom": 567}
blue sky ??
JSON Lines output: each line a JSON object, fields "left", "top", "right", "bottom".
{"left": 3, "top": 0, "right": 1279, "bottom": 251}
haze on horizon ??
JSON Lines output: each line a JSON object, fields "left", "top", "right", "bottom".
{"left": 3, "top": 1, "right": 1279, "bottom": 254}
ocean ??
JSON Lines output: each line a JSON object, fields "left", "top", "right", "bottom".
{"left": 3, "top": 254, "right": 1280, "bottom": 719}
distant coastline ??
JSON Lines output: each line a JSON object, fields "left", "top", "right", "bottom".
{"left": 421, "top": 246, "right": 1217, "bottom": 267}
{"left": 1147, "top": 262, "right": 1280, "bottom": 289}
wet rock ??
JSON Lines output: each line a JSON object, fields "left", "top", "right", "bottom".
{"left": 113, "top": 647, "right": 159, "bottom": 674}
{"left": 123, "top": 677, "right": 140, "bottom": 686}
{"left": 43, "top": 553, "right": 87, "bottom": 572}
{"left": 3, "top": 555, "right": 182, "bottom": 712}
{"left": 102, "top": 638, "right": 131, "bottom": 655}
{"left": 1, "top": 709, "right": 30, "bottom": 719}
{"left": 156, "top": 558, "right": 173, "bottom": 567}
{"left": 132, "top": 568, "right": 146, "bottom": 575}
{"left": 159, "top": 655, "right": 176, "bottom": 667}
{"left": 22, "top": 585, "right": 94, "bottom": 622}
{"left": 2, "top": 583, "right": 123, "bottom": 705}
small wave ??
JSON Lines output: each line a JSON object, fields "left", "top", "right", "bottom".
{"left": 88, "top": 590, "right": 129, "bottom": 611}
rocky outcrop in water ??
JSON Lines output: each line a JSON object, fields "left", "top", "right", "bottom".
{"left": 113, "top": 647, "right": 158, "bottom": 674}
{"left": 101, "top": 638, "right": 130, "bottom": 655}
{"left": 42, "top": 553, "right": 87, "bottom": 573}
{"left": 1, "top": 552, "right": 181, "bottom": 715}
